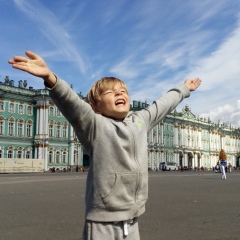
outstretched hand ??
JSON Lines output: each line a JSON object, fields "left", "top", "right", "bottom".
{"left": 184, "top": 78, "right": 202, "bottom": 91}
{"left": 8, "top": 51, "right": 56, "bottom": 87}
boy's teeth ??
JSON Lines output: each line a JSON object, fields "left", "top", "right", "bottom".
{"left": 116, "top": 100, "right": 124, "bottom": 105}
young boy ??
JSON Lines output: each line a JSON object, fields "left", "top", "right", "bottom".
{"left": 8, "top": 51, "right": 201, "bottom": 240}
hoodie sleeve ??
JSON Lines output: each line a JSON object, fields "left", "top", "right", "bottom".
{"left": 139, "top": 84, "right": 190, "bottom": 131}
{"left": 47, "top": 77, "right": 95, "bottom": 148}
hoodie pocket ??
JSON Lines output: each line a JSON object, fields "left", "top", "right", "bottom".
{"left": 101, "top": 173, "right": 137, "bottom": 210}
{"left": 136, "top": 171, "right": 148, "bottom": 202}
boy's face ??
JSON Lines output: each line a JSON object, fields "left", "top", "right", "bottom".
{"left": 94, "top": 83, "right": 130, "bottom": 120}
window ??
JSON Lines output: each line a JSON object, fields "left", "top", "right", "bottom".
{"left": 8, "top": 150, "right": 13, "bottom": 158}
{"left": 17, "top": 151, "right": 22, "bottom": 159}
{"left": 18, "top": 120, "right": 24, "bottom": 137}
{"left": 0, "top": 101, "right": 4, "bottom": 111}
{"left": 62, "top": 151, "right": 67, "bottom": 164}
{"left": 56, "top": 151, "right": 60, "bottom": 164}
{"left": 9, "top": 103, "right": 14, "bottom": 113}
{"left": 56, "top": 125, "right": 61, "bottom": 138}
{"left": 0, "top": 119, "right": 4, "bottom": 135}
{"left": 19, "top": 105, "right": 24, "bottom": 114}
{"left": 49, "top": 106, "right": 54, "bottom": 116}
{"left": 63, "top": 124, "right": 67, "bottom": 138}
{"left": 56, "top": 108, "right": 61, "bottom": 117}
{"left": 0, "top": 150, "right": 2, "bottom": 158}
{"left": 26, "top": 120, "right": 32, "bottom": 137}
{"left": 49, "top": 124, "right": 53, "bottom": 137}
{"left": 8, "top": 119, "right": 14, "bottom": 136}
{"left": 48, "top": 151, "right": 53, "bottom": 164}
{"left": 26, "top": 151, "right": 31, "bottom": 159}
{"left": 27, "top": 106, "right": 33, "bottom": 115}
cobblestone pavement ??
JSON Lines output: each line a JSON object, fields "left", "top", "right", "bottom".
{"left": 0, "top": 170, "right": 239, "bottom": 240}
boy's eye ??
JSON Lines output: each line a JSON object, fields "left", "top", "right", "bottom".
{"left": 104, "top": 90, "right": 113, "bottom": 94}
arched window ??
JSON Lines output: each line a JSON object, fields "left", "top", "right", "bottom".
{"left": 56, "top": 151, "right": 60, "bottom": 164}
{"left": 26, "top": 151, "right": 31, "bottom": 159}
{"left": 0, "top": 101, "right": 4, "bottom": 111}
{"left": 48, "top": 151, "right": 53, "bottom": 164}
{"left": 18, "top": 120, "right": 24, "bottom": 137}
{"left": 27, "top": 106, "right": 33, "bottom": 115}
{"left": 8, "top": 150, "right": 13, "bottom": 158}
{"left": 26, "top": 120, "right": 33, "bottom": 137}
{"left": 49, "top": 106, "right": 54, "bottom": 116}
{"left": 17, "top": 150, "right": 22, "bottom": 159}
{"left": 48, "top": 120, "right": 54, "bottom": 137}
{"left": 0, "top": 117, "right": 4, "bottom": 135}
{"left": 8, "top": 117, "right": 15, "bottom": 136}
{"left": 9, "top": 103, "right": 14, "bottom": 113}
{"left": 63, "top": 123, "right": 68, "bottom": 138}
{"left": 56, "top": 108, "right": 61, "bottom": 117}
{"left": 56, "top": 123, "right": 61, "bottom": 138}
{"left": 49, "top": 125, "right": 54, "bottom": 137}
{"left": 19, "top": 104, "right": 24, "bottom": 114}
{"left": 62, "top": 151, "right": 67, "bottom": 164}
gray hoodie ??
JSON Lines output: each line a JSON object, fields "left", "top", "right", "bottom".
{"left": 49, "top": 78, "right": 190, "bottom": 222}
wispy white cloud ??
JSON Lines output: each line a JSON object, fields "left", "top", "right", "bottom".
{"left": 109, "top": 57, "right": 140, "bottom": 79}
{"left": 13, "top": 0, "right": 87, "bottom": 73}
{"left": 115, "top": 3, "right": 240, "bottom": 126}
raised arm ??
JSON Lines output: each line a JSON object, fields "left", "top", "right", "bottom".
{"left": 8, "top": 51, "right": 56, "bottom": 88}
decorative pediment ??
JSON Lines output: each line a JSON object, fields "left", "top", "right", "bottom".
{"left": 181, "top": 105, "right": 196, "bottom": 119}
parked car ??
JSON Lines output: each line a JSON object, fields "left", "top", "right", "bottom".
{"left": 160, "top": 162, "right": 178, "bottom": 171}
{"left": 159, "top": 162, "right": 166, "bottom": 171}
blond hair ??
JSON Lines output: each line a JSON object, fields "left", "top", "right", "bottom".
{"left": 87, "top": 77, "right": 128, "bottom": 107}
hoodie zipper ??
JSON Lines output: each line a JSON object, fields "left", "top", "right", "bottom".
{"left": 124, "top": 121, "right": 141, "bottom": 202}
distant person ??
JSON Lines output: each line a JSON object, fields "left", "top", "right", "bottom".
{"left": 220, "top": 161, "right": 227, "bottom": 180}
{"left": 8, "top": 51, "right": 202, "bottom": 240}
{"left": 228, "top": 163, "right": 232, "bottom": 173}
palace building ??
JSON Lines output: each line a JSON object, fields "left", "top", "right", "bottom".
{"left": 0, "top": 76, "right": 240, "bottom": 171}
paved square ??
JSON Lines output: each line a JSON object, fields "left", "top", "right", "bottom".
{"left": 0, "top": 171, "right": 239, "bottom": 240}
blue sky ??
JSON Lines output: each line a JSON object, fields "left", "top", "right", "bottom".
{"left": 1, "top": 0, "right": 240, "bottom": 126}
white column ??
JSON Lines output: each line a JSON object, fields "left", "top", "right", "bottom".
{"left": 160, "top": 122, "right": 164, "bottom": 145}
{"left": 155, "top": 125, "right": 158, "bottom": 144}
{"left": 151, "top": 151, "right": 154, "bottom": 169}
{"left": 184, "top": 152, "right": 188, "bottom": 167}
{"left": 69, "top": 142, "right": 75, "bottom": 166}
{"left": 44, "top": 147, "right": 48, "bottom": 171}
{"left": 173, "top": 124, "right": 178, "bottom": 146}
{"left": 198, "top": 128, "right": 202, "bottom": 149}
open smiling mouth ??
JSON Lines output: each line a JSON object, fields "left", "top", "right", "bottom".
{"left": 115, "top": 99, "right": 125, "bottom": 105}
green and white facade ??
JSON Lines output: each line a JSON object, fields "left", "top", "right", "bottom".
{"left": 1, "top": 76, "right": 240, "bottom": 171}
{"left": 0, "top": 76, "right": 83, "bottom": 171}
{"left": 147, "top": 105, "right": 240, "bottom": 170}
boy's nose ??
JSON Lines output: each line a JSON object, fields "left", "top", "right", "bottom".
{"left": 115, "top": 91, "right": 122, "bottom": 96}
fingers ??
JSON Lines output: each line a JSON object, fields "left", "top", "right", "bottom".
{"left": 194, "top": 78, "right": 202, "bottom": 86}
{"left": 9, "top": 56, "right": 28, "bottom": 63}
{"left": 193, "top": 78, "right": 201, "bottom": 83}
{"left": 25, "top": 50, "right": 39, "bottom": 60}
{"left": 8, "top": 54, "right": 30, "bottom": 71}
{"left": 9, "top": 62, "right": 29, "bottom": 72}
{"left": 8, "top": 51, "right": 38, "bottom": 65}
